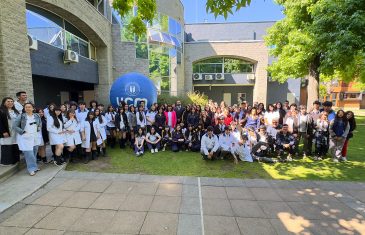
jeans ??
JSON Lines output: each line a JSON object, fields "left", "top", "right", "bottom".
{"left": 147, "top": 142, "right": 160, "bottom": 150}
{"left": 23, "top": 146, "right": 39, "bottom": 173}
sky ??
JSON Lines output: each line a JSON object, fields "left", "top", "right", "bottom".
{"left": 181, "top": 0, "right": 284, "bottom": 24}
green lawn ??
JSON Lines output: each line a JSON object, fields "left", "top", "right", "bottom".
{"left": 66, "top": 117, "right": 365, "bottom": 181}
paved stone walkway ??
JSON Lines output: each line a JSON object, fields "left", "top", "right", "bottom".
{"left": 0, "top": 171, "right": 365, "bottom": 235}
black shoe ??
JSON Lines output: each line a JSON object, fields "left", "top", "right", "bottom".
{"left": 91, "top": 150, "right": 97, "bottom": 160}
{"left": 42, "top": 158, "right": 48, "bottom": 164}
{"left": 84, "top": 152, "right": 91, "bottom": 164}
{"left": 53, "top": 155, "right": 63, "bottom": 166}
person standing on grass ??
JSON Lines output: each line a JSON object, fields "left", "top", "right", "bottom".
{"left": 146, "top": 126, "right": 161, "bottom": 153}
{"left": 127, "top": 105, "right": 137, "bottom": 147}
{"left": 314, "top": 112, "right": 329, "bottom": 161}
{"left": 164, "top": 105, "right": 177, "bottom": 130}
{"left": 0, "top": 97, "right": 20, "bottom": 165}
{"left": 134, "top": 127, "right": 145, "bottom": 157}
{"left": 155, "top": 107, "right": 166, "bottom": 135}
{"left": 321, "top": 101, "right": 336, "bottom": 121}
{"left": 94, "top": 108, "right": 107, "bottom": 156}
{"left": 115, "top": 107, "right": 129, "bottom": 149}
{"left": 329, "top": 110, "right": 350, "bottom": 162}
{"left": 146, "top": 105, "right": 157, "bottom": 132}
{"left": 308, "top": 100, "right": 321, "bottom": 156}
{"left": 297, "top": 105, "right": 313, "bottom": 158}
{"left": 341, "top": 111, "right": 356, "bottom": 161}
{"left": 13, "top": 103, "right": 41, "bottom": 176}
{"left": 105, "top": 105, "right": 117, "bottom": 148}
{"left": 81, "top": 111, "right": 100, "bottom": 163}
{"left": 63, "top": 110, "right": 82, "bottom": 162}
{"left": 136, "top": 105, "right": 147, "bottom": 130}
{"left": 47, "top": 107, "right": 66, "bottom": 166}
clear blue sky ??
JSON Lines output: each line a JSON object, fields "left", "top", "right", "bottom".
{"left": 181, "top": 0, "right": 284, "bottom": 23}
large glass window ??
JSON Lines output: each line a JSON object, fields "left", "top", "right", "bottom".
{"left": 193, "top": 57, "right": 254, "bottom": 74}
{"left": 26, "top": 5, "right": 95, "bottom": 60}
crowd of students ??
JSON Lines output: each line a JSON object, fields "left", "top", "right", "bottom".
{"left": 0, "top": 91, "right": 357, "bottom": 176}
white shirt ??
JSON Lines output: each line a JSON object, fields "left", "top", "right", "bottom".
{"left": 24, "top": 115, "right": 37, "bottom": 134}
{"left": 201, "top": 134, "right": 219, "bottom": 155}
{"left": 168, "top": 112, "right": 172, "bottom": 127}
{"left": 14, "top": 101, "right": 24, "bottom": 113}
{"left": 146, "top": 111, "right": 157, "bottom": 126}
{"left": 265, "top": 111, "right": 279, "bottom": 125}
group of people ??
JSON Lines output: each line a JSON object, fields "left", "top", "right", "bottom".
{"left": 0, "top": 91, "right": 357, "bottom": 176}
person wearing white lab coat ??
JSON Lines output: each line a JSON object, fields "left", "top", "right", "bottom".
{"left": 13, "top": 103, "right": 41, "bottom": 176}
{"left": 94, "top": 108, "right": 107, "bottom": 156}
{"left": 136, "top": 105, "right": 147, "bottom": 129}
{"left": 47, "top": 107, "right": 66, "bottom": 166}
{"left": 63, "top": 110, "right": 82, "bottom": 162}
{"left": 81, "top": 111, "right": 100, "bottom": 163}
{"left": 105, "top": 105, "right": 117, "bottom": 148}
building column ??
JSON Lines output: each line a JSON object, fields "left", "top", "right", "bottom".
{"left": 0, "top": 0, "right": 33, "bottom": 100}
{"left": 95, "top": 45, "right": 113, "bottom": 105}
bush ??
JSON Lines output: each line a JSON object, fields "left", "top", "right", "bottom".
{"left": 157, "top": 91, "right": 208, "bottom": 106}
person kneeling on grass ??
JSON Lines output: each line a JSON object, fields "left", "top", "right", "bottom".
{"left": 134, "top": 127, "right": 145, "bottom": 157}
{"left": 172, "top": 124, "right": 185, "bottom": 152}
{"left": 200, "top": 126, "right": 220, "bottom": 161}
{"left": 218, "top": 126, "right": 238, "bottom": 164}
{"left": 276, "top": 124, "right": 296, "bottom": 162}
{"left": 146, "top": 126, "right": 161, "bottom": 153}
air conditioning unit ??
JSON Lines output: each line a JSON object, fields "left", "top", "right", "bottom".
{"left": 192, "top": 73, "right": 202, "bottom": 81}
{"left": 204, "top": 74, "right": 214, "bottom": 80}
{"left": 64, "top": 50, "right": 79, "bottom": 63}
{"left": 247, "top": 74, "right": 255, "bottom": 81}
{"left": 28, "top": 34, "right": 38, "bottom": 50}
{"left": 215, "top": 73, "right": 224, "bottom": 80}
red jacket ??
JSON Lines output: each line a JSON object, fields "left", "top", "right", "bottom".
{"left": 164, "top": 111, "right": 177, "bottom": 128}
{"left": 224, "top": 115, "right": 234, "bottom": 126}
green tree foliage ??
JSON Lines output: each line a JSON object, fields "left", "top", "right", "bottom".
{"left": 113, "top": 0, "right": 157, "bottom": 36}
{"left": 205, "top": 0, "right": 252, "bottom": 18}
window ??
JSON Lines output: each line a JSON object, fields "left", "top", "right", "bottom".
{"left": 237, "top": 93, "right": 247, "bottom": 103}
{"left": 345, "top": 93, "right": 359, "bottom": 99}
{"left": 193, "top": 57, "right": 254, "bottom": 74}
{"left": 136, "top": 43, "right": 148, "bottom": 59}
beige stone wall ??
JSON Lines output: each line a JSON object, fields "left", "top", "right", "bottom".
{"left": 157, "top": 0, "right": 184, "bottom": 25}
{"left": 184, "top": 41, "right": 269, "bottom": 104}
{"left": 0, "top": 0, "right": 33, "bottom": 100}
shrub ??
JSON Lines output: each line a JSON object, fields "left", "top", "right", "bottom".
{"left": 157, "top": 91, "right": 208, "bottom": 106}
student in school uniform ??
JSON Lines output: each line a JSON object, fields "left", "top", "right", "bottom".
{"left": 81, "top": 111, "right": 100, "bottom": 163}
{"left": 76, "top": 102, "right": 89, "bottom": 123}
{"left": 36, "top": 108, "right": 49, "bottom": 163}
{"left": 171, "top": 124, "right": 185, "bottom": 152}
{"left": 161, "top": 125, "right": 172, "bottom": 151}
{"left": 115, "top": 107, "right": 129, "bottom": 149}
{"left": 13, "top": 103, "right": 42, "bottom": 176}
{"left": 0, "top": 97, "right": 20, "bottom": 165}
{"left": 105, "top": 105, "right": 117, "bottom": 148}
{"left": 136, "top": 105, "right": 147, "bottom": 130}
{"left": 134, "top": 127, "right": 145, "bottom": 156}
{"left": 63, "top": 110, "right": 82, "bottom": 162}
{"left": 126, "top": 105, "right": 137, "bottom": 146}
{"left": 146, "top": 126, "right": 161, "bottom": 153}
{"left": 47, "top": 107, "right": 66, "bottom": 166}
{"left": 94, "top": 108, "right": 107, "bottom": 156}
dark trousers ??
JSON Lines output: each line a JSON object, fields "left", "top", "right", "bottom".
{"left": 147, "top": 142, "right": 161, "bottom": 150}
{"left": 201, "top": 149, "right": 220, "bottom": 160}
{"left": 172, "top": 141, "right": 184, "bottom": 152}
{"left": 0, "top": 144, "right": 20, "bottom": 165}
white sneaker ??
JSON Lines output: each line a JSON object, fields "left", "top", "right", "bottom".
{"left": 136, "top": 152, "right": 140, "bottom": 156}
{"left": 155, "top": 148, "right": 158, "bottom": 153}
{"left": 29, "top": 171, "right": 36, "bottom": 176}
{"left": 340, "top": 157, "right": 347, "bottom": 162}
{"left": 151, "top": 149, "right": 154, "bottom": 154}
{"left": 333, "top": 158, "right": 339, "bottom": 163}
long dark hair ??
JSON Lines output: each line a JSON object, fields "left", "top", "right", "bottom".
{"left": 345, "top": 111, "right": 356, "bottom": 131}
{"left": 86, "top": 111, "right": 95, "bottom": 122}
{"left": 0, "top": 97, "right": 19, "bottom": 119}
{"left": 50, "top": 107, "right": 61, "bottom": 128}
{"left": 94, "top": 108, "right": 103, "bottom": 124}
{"left": 335, "top": 110, "right": 348, "bottom": 125}
{"left": 66, "top": 110, "right": 78, "bottom": 122}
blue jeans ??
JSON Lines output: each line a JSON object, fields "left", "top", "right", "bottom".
{"left": 23, "top": 146, "right": 39, "bottom": 173}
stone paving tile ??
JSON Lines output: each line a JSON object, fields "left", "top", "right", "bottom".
{"left": 347, "top": 190, "right": 365, "bottom": 203}
{"left": 269, "top": 219, "right": 308, "bottom": 235}
{"left": 258, "top": 201, "right": 296, "bottom": 219}
{"left": 307, "top": 219, "right": 357, "bottom": 235}
{"left": 302, "top": 188, "right": 341, "bottom": 202}
{"left": 177, "top": 214, "right": 202, "bottom": 235}
{"left": 64, "top": 232, "right": 100, "bottom": 235}
{"left": 140, "top": 212, "right": 178, "bottom": 235}
{"left": 150, "top": 196, "right": 181, "bottom": 213}
{"left": 275, "top": 188, "right": 311, "bottom": 202}
{"left": 79, "top": 180, "right": 112, "bottom": 193}
{"left": 119, "top": 194, "right": 154, "bottom": 211}
{"left": 200, "top": 177, "right": 225, "bottom": 187}
{"left": 61, "top": 192, "right": 100, "bottom": 209}
{"left": 318, "top": 201, "right": 365, "bottom": 221}
{"left": 204, "top": 215, "right": 240, "bottom": 235}
{"left": 236, "top": 217, "right": 277, "bottom": 235}
{"left": 203, "top": 198, "right": 234, "bottom": 216}
{"left": 97, "top": 173, "right": 140, "bottom": 182}
{"left": 291, "top": 180, "right": 319, "bottom": 189}
{"left": 159, "top": 176, "right": 183, "bottom": 184}
{"left": 182, "top": 176, "right": 198, "bottom": 185}
{"left": 69, "top": 209, "right": 116, "bottom": 233}
{"left": 250, "top": 187, "right": 283, "bottom": 201}
{"left": 22, "top": 188, "right": 49, "bottom": 205}
{"left": 230, "top": 199, "right": 266, "bottom": 218}
{"left": 180, "top": 197, "right": 200, "bottom": 215}
{"left": 1, "top": 205, "right": 54, "bottom": 228}
{"left": 342, "top": 201, "right": 365, "bottom": 217}
{"left": 129, "top": 182, "right": 159, "bottom": 195}
{"left": 0, "top": 226, "right": 28, "bottom": 235}
{"left": 89, "top": 193, "right": 127, "bottom": 210}
{"left": 25, "top": 228, "right": 64, "bottom": 235}
{"left": 268, "top": 180, "right": 298, "bottom": 189}
{"left": 201, "top": 186, "right": 227, "bottom": 199}
{"left": 225, "top": 187, "right": 255, "bottom": 200}
{"left": 156, "top": 184, "right": 182, "bottom": 196}
{"left": 182, "top": 185, "right": 199, "bottom": 198}
{"left": 104, "top": 181, "right": 135, "bottom": 194}
{"left": 139, "top": 175, "right": 162, "bottom": 183}
{"left": 243, "top": 179, "right": 270, "bottom": 188}
{"left": 57, "top": 179, "right": 90, "bottom": 191}
{"left": 34, "top": 207, "right": 86, "bottom": 230}
{"left": 221, "top": 178, "right": 245, "bottom": 187}
{"left": 106, "top": 211, "right": 146, "bottom": 234}
{"left": 31, "top": 190, "right": 75, "bottom": 206}
{"left": 43, "top": 177, "right": 68, "bottom": 190}
{"left": 287, "top": 202, "right": 334, "bottom": 220}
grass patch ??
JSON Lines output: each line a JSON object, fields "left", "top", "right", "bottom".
{"left": 66, "top": 118, "right": 365, "bottom": 181}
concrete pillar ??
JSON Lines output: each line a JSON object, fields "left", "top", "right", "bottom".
{"left": 0, "top": 0, "right": 33, "bottom": 100}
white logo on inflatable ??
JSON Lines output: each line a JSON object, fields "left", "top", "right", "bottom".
{"left": 115, "top": 82, "right": 147, "bottom": 107}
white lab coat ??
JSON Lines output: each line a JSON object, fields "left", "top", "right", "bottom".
{"left": 47, "top": 116, "right": 65, "bottom": 145}
{"left": 95, "top": 116, "right": 107, "bottom": 141}
{"left": 64, "top": 119, "right": 82, "bottom": 146}
{"left": 80, "top": 120, "right": 99, "bottom": 149}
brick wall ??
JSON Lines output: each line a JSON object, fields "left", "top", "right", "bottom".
{"left": 184, "top": 41, "right": 269, "bottom": 104}
{"left": 0, "top": 0, "right": 33, "bottom": 101}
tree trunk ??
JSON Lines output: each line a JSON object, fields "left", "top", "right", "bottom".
{"left": 306, "top": 58, "right": 320, "bottom": 110}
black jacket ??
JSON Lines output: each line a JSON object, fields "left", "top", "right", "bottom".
{"left": 0, "top": 109, "right": 10, "bottom": 138}
{"left": 115, "top": 113, "right": 129, "bottom": 130}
